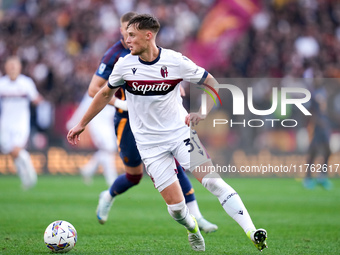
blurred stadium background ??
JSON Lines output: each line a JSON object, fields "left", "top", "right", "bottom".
{"left": 0, "top": 0, "right": 340, "bottom": 178}
{"left": 1, "top": 1, "right": 340, "bottom": 254}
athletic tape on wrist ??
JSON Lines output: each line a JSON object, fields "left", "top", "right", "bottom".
{"left": 114, "top": 99, "right": 128, "bottom": 111}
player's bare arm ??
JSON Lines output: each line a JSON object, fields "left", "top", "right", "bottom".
{"left": 88, "top": 74, "right": 127, "bottom": 111}
{"left": 67, "top": 85, "right": 118, "bottom": 145}
{"left": 88, "top": 74, "right": 107, "bottom": 97}
{"left": 185, "top": 73, "right": 219, "bottom": 126}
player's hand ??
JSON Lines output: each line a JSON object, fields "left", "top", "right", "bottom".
{"left": 67, "top": 124, "right": 85, "bottom": 145}
{"left": 185, "top": 112, "right": 205, "bottom": 127}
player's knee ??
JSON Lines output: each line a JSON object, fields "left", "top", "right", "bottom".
{"left": 201, "top": 172, "right": 220, "bottom": 188}
{"left": 126, "top": 172, "right": 143, "bottom": 185}
{"left": 202, "top": 172, "right": 234, "bottom": 198}
{"left": 120, "top": 152, "right": 142, "bottom": 170}
{"left": 125, "top": 163, "right": 143, "bottom": 175}
{"left": 167, "top": 200, "right": 187, "bottom": 220}
{"left": 10, "top": 147, "right": 21, "bottom": 159}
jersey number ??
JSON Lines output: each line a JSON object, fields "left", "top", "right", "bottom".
{"left": 183, "top": 138, "right": 194, "bottom": 153}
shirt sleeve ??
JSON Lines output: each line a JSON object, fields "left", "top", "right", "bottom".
{"left": 179, "top": 55, "right": 208, "bottom": 85}
{"left": 108, "top": 57, "right": 124, "bottom": 89}
{"left": 27, "top": 77, "right": 39, "bottom": 101}
{"left": 95, "top": 48, "right": 116, "bottom": 80}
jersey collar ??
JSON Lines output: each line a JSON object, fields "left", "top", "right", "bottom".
{"left": 138, "top": 47, "right": 161, "bottom": 65}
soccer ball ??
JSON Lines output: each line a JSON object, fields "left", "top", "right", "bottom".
{"left": 44, "top": 220, "right": 77, "bottom": 253}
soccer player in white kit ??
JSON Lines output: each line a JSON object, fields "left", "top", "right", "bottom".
{"left": 0, "top": 56, "right": 43, "bottom": 189}
{"left": 66, "top": 92, "right": 118, "bottom": 186}
{"left": 67, "top": 14, "right": 267, "bottom": 252}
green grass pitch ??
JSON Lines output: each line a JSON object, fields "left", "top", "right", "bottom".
{"left": 0, "top": 175, "right": 339, "bottom": 254}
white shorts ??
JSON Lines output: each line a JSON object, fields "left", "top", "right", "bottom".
{"left": 89, "top": 118, "right": 117, "bottom": 152}
{"left": 0, "top": 127, "right": 29, "bottom": 154}
{"left": 139, "top": 129, "right": 211, "bottom": 192}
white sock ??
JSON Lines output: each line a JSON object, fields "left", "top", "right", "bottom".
{"left": 15, "top": 150, "right": 37, "bottom": 187}
{"left": 14, "top": 155, "right": 30, "bottom": 187}
{"left": 186, "top": 200, "right": 203, "bottom": 220}
{"left": 97, "top": 150, "right": 117, "bottom": 186}
{"left": 103, "top": 190, "right": 114, "bottom": 202}
{"left": 202, "top": 172, "right": 256, "bottom": 234}
{"left": 167, "top": 200, "right": 196, "bottom": 231}
{"left": 81, "top": 152, "right": 100, "bottom": 177}
{"left": 19, "top": 150, "right": 37, "bottom": 184}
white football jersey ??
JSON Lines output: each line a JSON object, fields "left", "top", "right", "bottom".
{"left": 0, "top": 74, "right": 39, "bottom": 130}
{"left": 108, "top": 47, "right": 207, "bottom": 148}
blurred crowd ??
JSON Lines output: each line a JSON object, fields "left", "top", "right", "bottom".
{"left": 219, "top": 0, "right": 340, "bottom": 154}
{"left": 0, "top": 0, "right": 209, "bottom": 104}
{"left": 0, "top": 0, "right": 340, "bottom": 151}
{"left": 228, "top": 0, "right": 340, "bottom": 79}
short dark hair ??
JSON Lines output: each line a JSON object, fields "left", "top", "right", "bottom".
{"left": 127, "top": 14, "right": 160, "bottom": 34}
{"left": 121, "top": 12, "right": 138, "bottom": 23}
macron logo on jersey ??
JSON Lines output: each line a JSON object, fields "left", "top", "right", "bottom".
{"left": 126, "top": 79, "right": 182, "bottom": 96}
